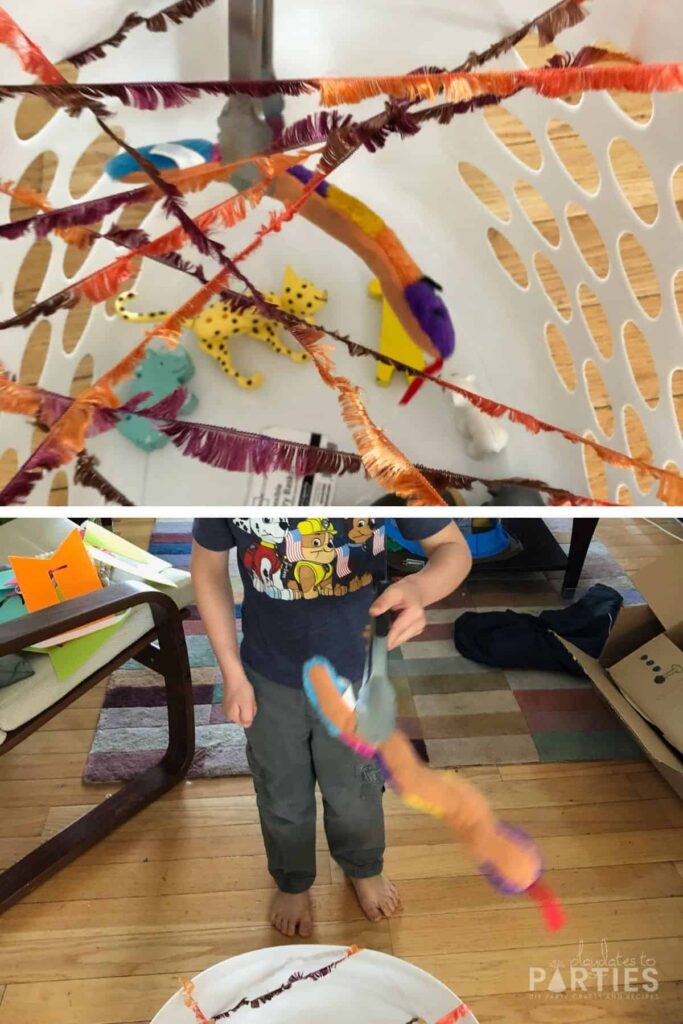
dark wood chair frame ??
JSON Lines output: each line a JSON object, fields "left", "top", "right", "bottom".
{"left": 0, "top": 580, "right": 195, "bottom": 914}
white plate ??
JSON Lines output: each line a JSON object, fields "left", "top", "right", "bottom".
{"left": 151, "top": 945, "right": 479, "bottom": 1024}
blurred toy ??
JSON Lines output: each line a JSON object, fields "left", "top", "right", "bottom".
{"left": 107, "top": 136, "right": 456, "bottom": 367}
{"left": 116, "top": 347, "right": 198, "bottom": 451}
{"left": 449, "top": 372, "right": 508, "bottom": 459}
{"left": 369, "top": 278, "right": 426, "bottom": 386}
{"left": 116, "top": 267, "right": 325, "bottom": 390}
{"left": 106, "top": 139, "right": 220, "bottom": 184}
{"left": 303, "top": 656, "right": 566, "bottom": 933}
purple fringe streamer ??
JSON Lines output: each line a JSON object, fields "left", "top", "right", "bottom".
{"left": 66, "top": 0, "right": 219, "bottom": 68}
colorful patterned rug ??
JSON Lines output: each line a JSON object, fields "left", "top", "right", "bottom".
{"left": 83, "top": 519, "right": 644, "bottom": 783}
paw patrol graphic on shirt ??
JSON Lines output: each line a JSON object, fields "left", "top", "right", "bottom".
{"left": 336, "top": 518, "right": 386, "bottom": 592}
{"left": 231, "top": 518, "right": 379, "bottom": 601}
{"left": 238, "top": 518, "right": 299, "bottom": 600}
{"left": 284, "top": 518, "right": 349, "bottom": 600}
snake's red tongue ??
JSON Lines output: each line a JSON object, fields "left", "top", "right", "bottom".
{"left": 528, "top": 879, "right": 567, "bottom": 932}
{"left": 399, "top": 357, "right": 443, "bottom": 405}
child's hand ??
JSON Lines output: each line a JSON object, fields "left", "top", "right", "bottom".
{"left": 369, "top": 577, "right": 427, "bottom": 650}
{"left": 223, "top": 678, "right": 257, "bottom": 728}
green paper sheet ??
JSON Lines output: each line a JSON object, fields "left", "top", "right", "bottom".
{"left": 27, "top": 612, "right": 130, "bottom": 681}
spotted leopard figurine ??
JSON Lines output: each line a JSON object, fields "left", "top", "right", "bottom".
{"left": 115, "top": 266, "right": 327, "bottom": 390}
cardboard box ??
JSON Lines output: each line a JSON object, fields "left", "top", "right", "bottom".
{"left": 558, "top": 545, "right": 683, "bottom": 800}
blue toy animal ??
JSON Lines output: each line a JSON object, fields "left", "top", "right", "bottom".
{"left": 116, "top": 347, "right": 198, "bottom": 451}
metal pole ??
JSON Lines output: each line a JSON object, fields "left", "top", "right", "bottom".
{"left": 218, "top": 0, "right": 280, "bottom": 183}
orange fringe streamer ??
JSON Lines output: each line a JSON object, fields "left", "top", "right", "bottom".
{"left": 0, "top": 373, "right": 42, "bottom": 417}
{"left": 0, "top": 7, "right": 64, "bottom": 84}
{"left": 291, "top": 326, "right": 445, "bottom": 505}
{"left": 73, "top": 253, "right": 139, "bottom": 304}
{"left": 181, "top": 979, "right": 213, "bottom": 1024}
{"left": 318, "top": 62, "right": 683, "bottom": 106}
{"left": 0, "top": 179, "right": 95, "bottom": 249}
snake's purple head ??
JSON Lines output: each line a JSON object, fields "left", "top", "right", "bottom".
{"left": 404, "top": 276, "right": 455, "bottom": 359}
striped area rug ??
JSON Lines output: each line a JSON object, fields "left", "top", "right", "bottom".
{"left": 83, "top": 519, "right": 644, "bottom": 782}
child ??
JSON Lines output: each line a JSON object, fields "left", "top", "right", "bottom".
{"left": 191, "top": 516, "right": 472, "bottom": 937}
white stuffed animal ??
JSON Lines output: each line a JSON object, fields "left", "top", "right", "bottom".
{"left": 449, "top": 372, "right": 509, "bottom": 460}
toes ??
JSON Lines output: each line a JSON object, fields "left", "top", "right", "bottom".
{"left": 362, "top": 902, "right": 383, "bottom": 923}
{"left": 299, "top": 916, "right": 313, "bottom": 938}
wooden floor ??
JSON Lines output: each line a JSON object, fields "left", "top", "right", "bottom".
{"left": 0, "top": 517, "right": 682, "bottom": 1022}
{"left": 2, "top": 36, "right": 682, "bottom": 505}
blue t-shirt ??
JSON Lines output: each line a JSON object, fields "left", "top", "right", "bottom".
{"left": 192, "top": 517, "right": 453, "bottom": 687}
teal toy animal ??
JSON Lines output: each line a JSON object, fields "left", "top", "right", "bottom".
{"left": 116, "top": 347, "right": 198, "bottom": 451}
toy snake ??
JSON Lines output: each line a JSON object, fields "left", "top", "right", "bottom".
{"left": 107, "top": 142, "right": 456, "bottom": 368}
{"left": 303, "top": 655, "right": 566, "bottom": 932}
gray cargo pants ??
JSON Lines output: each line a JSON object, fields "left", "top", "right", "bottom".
{"left": 243, "top": 664, "right": 385, "bottom": 894}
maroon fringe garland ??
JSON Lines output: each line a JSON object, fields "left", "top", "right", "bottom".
{"left": 112, "top": 391, "right": 605, "bottom": 505}
{"left": 213, "top": 949, "right": 360, "bottom": 1020}
{"left": 0, "top": 79, "right": 319, "bottom": 113}
{"left": 73, "top": 450, "right": 134, "bottom": 505}
{"left": 457, "top": 0, "right": 588, "bottom": 71}
{"left": 66, "top": 0, "right": 219, "bottom": 68}
{"left": 0, "top": 185, "right": 158, "bottom": 242}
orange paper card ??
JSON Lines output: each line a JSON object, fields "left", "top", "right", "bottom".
{"left": 9, "top": 529, "right": 104, "bottom": 613}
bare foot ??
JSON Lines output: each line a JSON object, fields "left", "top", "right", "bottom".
{"left": 350, "top": 875, "right": 401, "bottom": 922}
{"left": 270, "top": 890, "right": 313, "bottom": 938}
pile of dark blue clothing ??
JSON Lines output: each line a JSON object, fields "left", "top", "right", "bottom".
{"left": 453, "top": 584, "right": 623, "bottom": 676}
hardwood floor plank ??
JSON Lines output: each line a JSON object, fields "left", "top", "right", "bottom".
{"left": 390, "top": 897, "right": 682, "bottom": 957}
{"left": 6, "top": 863, "right": 681, "bottom": 935}
{"left": 0, "top": 751, "right": 92, "bottom": 782}
{"left": 0, "top": 919, "right": 392, "bottom": 984}
{"left": 0, "top": 806, "right": 47, "bottom": 838}
{"left": 497, "top": 761, "right": 651, "bottom": 781}
{"left": 23, "top": 851, "right": 332, "bottom": 903}
{"left": 466, "top": 982, "right": 682, "bottom": 1023}
{"left": 406, "top": 937, "right": 683, "bottom": 999}
{"left": 331, "top": 831, "right": 683, "bottom": 882}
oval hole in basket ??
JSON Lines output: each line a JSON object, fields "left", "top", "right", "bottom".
{"left": 14, "top": 238, "right": 52, "bottom": 315}
{"left": 623, "top": 321, "right": 659, "bottom": 409}
{"left": 514, "top": 32, "right": 581, "bottom": 104}
{"left": 70, "top": 130, "right": 124, "bottom": 201}
{"left": 578, "top": 284, "right": 613, "bottom": 359}
{"left": 10, "top": 151, "right": 58, "bottom": 222}
{"left": 566, "top": 203, "right": 609, "bottom": 279}
{"left": 583, "top": 359, "right": 614, "bottom": 437}
{"left": 608, "top": 138, "right": 659, "bottom": 225}
{"left": 673, "top": 368, "right": 683, "bottom": 441}
{"left": 582, "top": 432, "right": 609, "bottom": 503}
{"left": 616, "top": 482, "right": 634, "bottom": 505}
{"left": 623, "top": 403, "right": 655, "bottom": 494}
{"left": 458, "top": 162, "right": 510, "bottom": 221}
{"left": 483, "top": 106, "right": 542, "bottom": 171}
{"left": 675, "top": 269, "right": 683, "bottom": 325}
{"left": 547, "top": 120, "right": 600, "bottom": 195}
{"left": 487, "top": 228, "right": 529, "bottom": 288}
{"left": 70, "top": 353, "right": 94, "bottom": 398}
{"left": 19, "top": 320, "right": 51, "bottom": 387}
{"left": 618, "top": 233, "right": 661, "bottom": 318}
{"left": 48, "top": 469, "right": 69, "bottom": 506}
{"left": 63, "top": 221, "right": 101, "bottom": 279}
{"left": 534, "top": 253, "right": 571, "bottom": 319}
{"left": 62, "top": 295, "right": 92, "bottom": 354}
{"left": 673, "top": 165, "right": 683, "bottom": 222}
{"left": 545, "top": 323, "right": 576, "bottom": 392}
{"left": 513, "top": 179, "right": 560, "bottom": 246}
{"left": 0, "top": 448, "right": 18, "bottom": 490}
{"left": 15, "top": 62, "right": 78, "bottom": 140}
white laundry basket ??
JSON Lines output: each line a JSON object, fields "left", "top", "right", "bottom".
{"left": 0, "top": 0, "right": 681, "bottom": 505}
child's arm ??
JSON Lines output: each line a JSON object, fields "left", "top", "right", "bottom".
{"left": 370, "top": 522, "right": 472, "bottom": 649}
{"left": 191, "top": 540, "right": 257, "bottom": 727}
